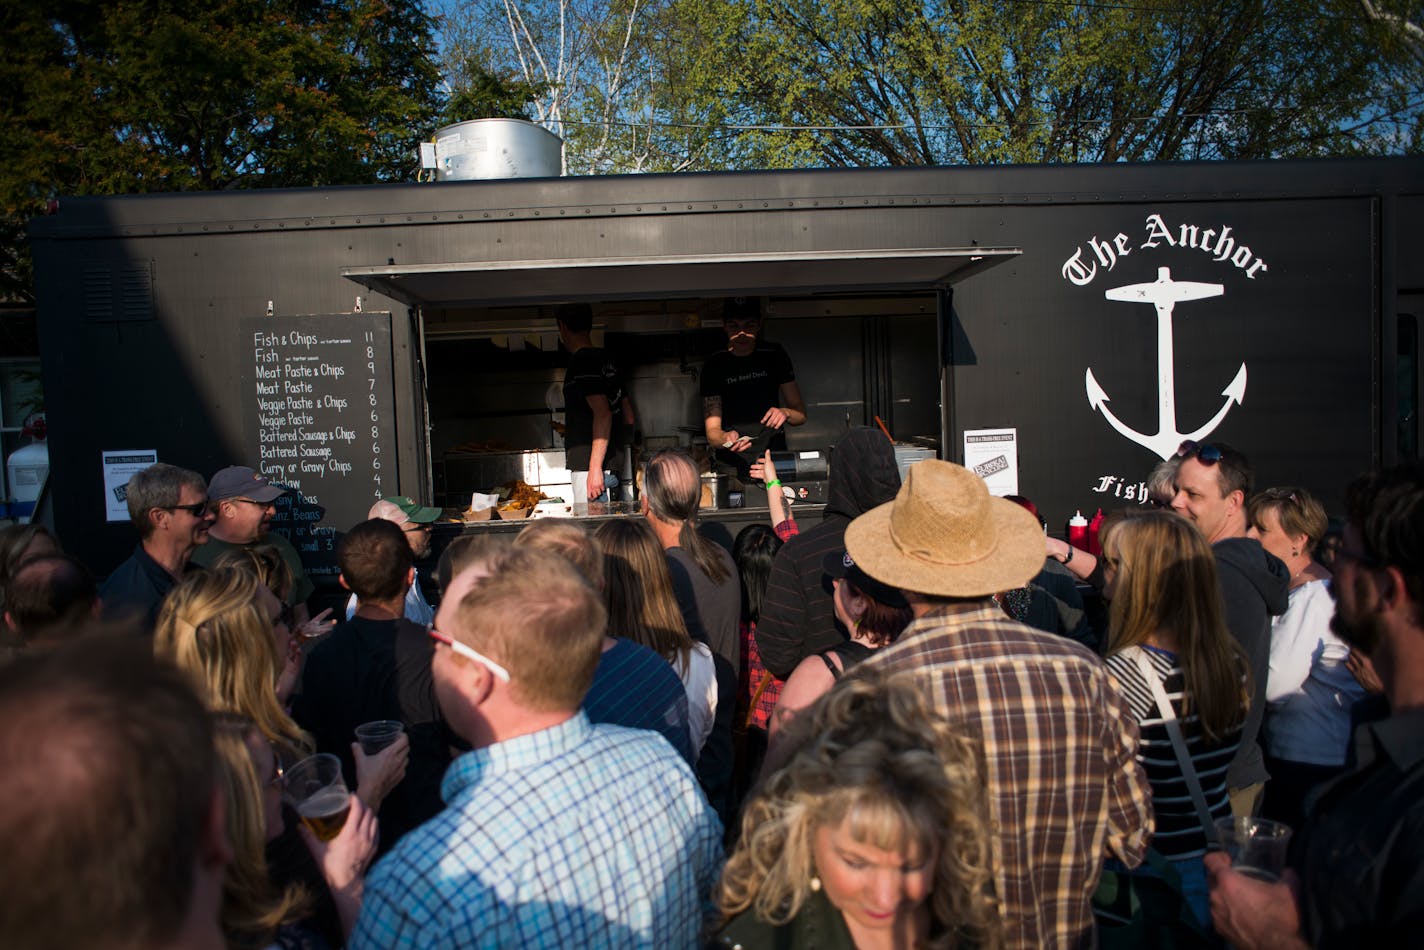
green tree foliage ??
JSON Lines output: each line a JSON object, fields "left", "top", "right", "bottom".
{"left": 671, "top": 0, "right": 1424, "bottom": 168}
{"left": 438, "top": 0, "right": 1422, "bottom": 173}
{"left": 441, "top": 60, "right": 549, "bottom": 123}
{"left": 2, "top": 0, "right": 442, "bottom": 301}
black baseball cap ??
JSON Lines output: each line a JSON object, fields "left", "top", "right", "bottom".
{"left": 822, "top": 549, "right": 908, "bottom": 608}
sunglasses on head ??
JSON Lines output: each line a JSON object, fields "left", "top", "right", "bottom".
{"left": 1176, "top": 440, "right": 1222, "bottom": 465}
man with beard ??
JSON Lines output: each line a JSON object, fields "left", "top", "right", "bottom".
{"left": 100, "top": 463, "right": 215, "bottom": 630}
{"left": 1207, "top": 463, "right": 1424, "bottom": 948}
{"left": 343, "top": 496, "right": 440, "bottom": 626}
{"left": 190, "top": 465, "right": 314, "bottom": 623}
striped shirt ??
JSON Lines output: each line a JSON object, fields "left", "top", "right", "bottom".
{"left": 583, "top": 637, "right": 694, "bottom": 764}
{"left": 863, "top": 602, "right": 1153, "bottom": 950}
{"left": 1105, "top": 645, "right": 1243, "bottom": 859}
{"left": 351, "top": 713, "right": 724, "bottom": 949}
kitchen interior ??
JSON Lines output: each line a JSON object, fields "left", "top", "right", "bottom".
{"left": 421, "top": 294, "right": 943, "bottom": 523}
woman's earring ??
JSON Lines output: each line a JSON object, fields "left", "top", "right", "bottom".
{"left": 810, "top": 876, "right": 822, "bottom": 892}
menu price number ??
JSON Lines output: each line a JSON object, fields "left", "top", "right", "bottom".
{"left": 365, "top": 330, "right": 383, "bottom": 501}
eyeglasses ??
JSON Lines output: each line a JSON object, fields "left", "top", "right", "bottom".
{"left": 1176, "top": 440, "right": 1223, "bottom": 465}
{"left": 161, "top": 501, "right": 209, "bottom": 517}
{"left": 402, "top": 522, "right": 432, "bottom": 532}
{"left": 428, "top": 627, "right": 511, "bottom": 682}
{"left": 228, "top": 497, "right": 276, "bottom": 509}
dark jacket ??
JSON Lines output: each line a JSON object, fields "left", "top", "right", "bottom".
{"left": 754, "top": 428, "right": 901, "bottom": 679}
{"left": 99, "top": 544, "right": 195, "bottom": 633}
{"left": 1214, "top": 536, "right": 1290, "bottom": 789}
{"left": 713, "top": 888, "right": 857, "bottom": 950}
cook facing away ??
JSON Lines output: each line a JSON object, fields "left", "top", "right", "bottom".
{"left": 556, "top": 303, "right": 635, "bottom": 502}
{"left": 701, "top": 297, "right": 805, "bottom": 470}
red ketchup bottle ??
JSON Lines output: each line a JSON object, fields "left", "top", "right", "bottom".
{"left": 1067, "top": 510, "right": 1089, "bottom": 551}
{"left": 1087, "top": 508, "right": 1104, "bottom": 556}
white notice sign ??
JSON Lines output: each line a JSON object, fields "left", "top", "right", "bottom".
{"left": 102, "top": 450, "right": 158, "bottom": 522}
{"left": 962, "top": 429, "right": 1019, "bottom": 496}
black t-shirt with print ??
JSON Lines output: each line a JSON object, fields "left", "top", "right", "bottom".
{"left": 699, "top": 342, "right": 796, "bottom": 449}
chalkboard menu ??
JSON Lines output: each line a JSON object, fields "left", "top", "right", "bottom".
{"left": 241, "top": 313, "right": 398, "bottom": 580}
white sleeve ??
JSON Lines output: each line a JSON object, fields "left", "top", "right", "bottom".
{"left": 344, "top": 591, "right": 357, "bottom": 621}
{"left": 1266, "top": 582, "right": 1336, "bottom": 702}
{"left": 681, "top": 643, "right": 717, "bottom": 756}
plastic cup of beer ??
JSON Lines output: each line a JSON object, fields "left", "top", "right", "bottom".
{"left": 1215, "top": 816, "right": 1292, "bottom": 882}
{"left": 285, "top": 753, "right": 350, "bottom": 842}
{"left": 355, "top": 719, "right": 404, "bottom": 755}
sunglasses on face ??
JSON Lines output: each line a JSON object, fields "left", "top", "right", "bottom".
{"left": 161, "top": 501, "right": 210, "bottom": 517}
{"left": 1176, "top": 440, "right": 1223, "bottom": 465}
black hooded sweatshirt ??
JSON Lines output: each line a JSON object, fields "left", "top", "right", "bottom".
{"left": 1215, "top": 536, "right": 1290, "bottom": 790}
{"left": 754, "top": 427, "right": 902, "bottom": 679}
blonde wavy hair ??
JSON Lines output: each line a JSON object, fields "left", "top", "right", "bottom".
{"left": 717, "top": 669, "right": 1001, "bottom": 950}
{"left": 154, "top": 568, "right": 311, "bottom": 757}
{"left": 1101, "top": 511, "right": 1249, "bottom": 742}
{"left": 212, "top": 714, "right": 307, "bottom": 949}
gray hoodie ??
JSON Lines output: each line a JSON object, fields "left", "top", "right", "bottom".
{"left": 1214, "top": 536, "right": 1291, "bottom": 790}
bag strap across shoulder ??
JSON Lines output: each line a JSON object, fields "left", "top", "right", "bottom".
{"left": 1132, "top": 648, "right": 1221, "bottom": 850}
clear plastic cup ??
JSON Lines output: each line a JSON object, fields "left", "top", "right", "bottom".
{"left": 354, "top": 719, "right": 405, "bottom": 755}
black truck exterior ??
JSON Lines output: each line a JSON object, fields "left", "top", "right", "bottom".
{"left": 28, "top": 157, "right": 1424, "bottom": 581}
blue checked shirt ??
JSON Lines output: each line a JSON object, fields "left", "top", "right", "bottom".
{"left": 351, "top": 712, "right": 724, "bottom": 949}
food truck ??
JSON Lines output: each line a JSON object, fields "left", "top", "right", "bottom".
{"left": 27, "top": 137, "right": 1424, "bottom": 589}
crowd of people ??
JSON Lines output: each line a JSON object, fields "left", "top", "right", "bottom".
{"left": 0, "top": 437, "right": 1419, "bottom": 950}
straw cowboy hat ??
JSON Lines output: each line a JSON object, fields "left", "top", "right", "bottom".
{"left": 845, "top": 460, "right": 1044, "bottom": 597}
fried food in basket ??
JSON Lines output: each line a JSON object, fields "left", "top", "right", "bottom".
{"left": 498, "top": 479, "right": 547, "bottom": 511}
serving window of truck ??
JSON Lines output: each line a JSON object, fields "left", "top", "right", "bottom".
{"left": 343, "top": 246, "right": 1016, "bottom": 523}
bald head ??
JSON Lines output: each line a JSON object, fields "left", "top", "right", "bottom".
{"left": 4, "top": 555, "right": 98, "bottom": 643}
{"left": 644, "top": 449, "right": 701, "bottom": 526}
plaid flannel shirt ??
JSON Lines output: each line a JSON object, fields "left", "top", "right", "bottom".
{"left": 864, "top": 602, "right": 1152, "bottom": 950}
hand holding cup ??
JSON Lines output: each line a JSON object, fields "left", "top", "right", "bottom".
{"left": 354, "top": 732, "right": 409, "bottom": 811}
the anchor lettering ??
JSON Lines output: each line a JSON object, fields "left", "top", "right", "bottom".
{"left": 1086, "top": 266, "right": 1247, "bottom": 460}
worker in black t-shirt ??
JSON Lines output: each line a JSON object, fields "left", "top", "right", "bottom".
{"left": 556, "top": 303, "right": 635, "bottom": 502}
{"left": 700, "top": 297, "right": 806, "bottom": 469}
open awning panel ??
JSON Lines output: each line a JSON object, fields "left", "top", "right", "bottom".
{"left": 343, "top": 247, "right": 1021, "bottom": 309}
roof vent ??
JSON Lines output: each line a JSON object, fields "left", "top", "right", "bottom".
{"left": 423, "top": 118, "right": 563, "bottom": 181}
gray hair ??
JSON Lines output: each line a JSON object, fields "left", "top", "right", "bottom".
{"left": 126, "top": 464, "right": 207, "bottom": 538}
{"left": 1146, "top": 457, "right": 1181, "bottom": 507}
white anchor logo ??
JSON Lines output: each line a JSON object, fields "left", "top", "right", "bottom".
{"left": 1086, "top": 266, "right": 1247, "bottom": 460}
